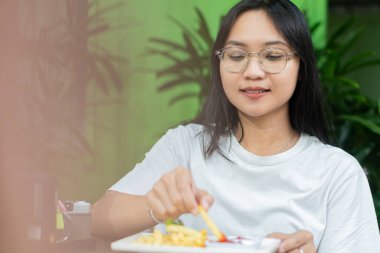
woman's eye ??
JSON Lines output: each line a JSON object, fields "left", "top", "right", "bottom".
{"left": 227, "top": 54, "right": 245, "bottom": 61}
{"left": 265, "top": 53, "right": 285, "bottom": 61}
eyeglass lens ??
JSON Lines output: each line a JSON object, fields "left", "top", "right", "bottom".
{"left": 218, "top": 47, "right": 290, "bottom": 74}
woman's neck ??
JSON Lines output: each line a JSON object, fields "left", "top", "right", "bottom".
{"left": 235, "top": 112, "right": 299, "bottom": 156}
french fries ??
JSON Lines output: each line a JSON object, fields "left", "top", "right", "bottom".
{"left": 198, "top": 205, "right": 227, "bottom": 242}
{"left": 135, "top": 224, "right": 207, "bottom": 247}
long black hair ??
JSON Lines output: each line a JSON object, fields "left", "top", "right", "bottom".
{"left": 192, "top": 0, "right": 330, "bottom": 157}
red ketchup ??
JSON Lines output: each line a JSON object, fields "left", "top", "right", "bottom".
{"left": 218, "top": 233, "right": 228, "bottom": 242}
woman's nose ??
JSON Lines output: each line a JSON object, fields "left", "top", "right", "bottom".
{"left": 242, "top": 55, "right": 266, "bottom": 78}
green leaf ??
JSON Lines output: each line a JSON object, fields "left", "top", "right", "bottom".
{"left": 158, "top": 77, "right": 197, "bottom": 92}
{"left": 182, "top": 32, "right": 199, "bottom": 58}
{"left": 322, "top": 60, "right": 337, "bottom": 78}
{"left": 354, "top": 143, "right": 375, "bottom": 162}
{"left": 326, "top": 18, "right": 355, "bottom": 48}
{"left": 343, "top": 51, "right": 375, "bottom": 72}
{"left": 157, "top": 58, "right": 202, "bottom": 78}
{"left": 98, "top": 56, "right": 123, "bottom": 92}
{"left": 334, "top": 77, "right": 360, "bottom": 89}
{"left": 340, "top": 115, "right": 380, "bottom": 135}
{"left": 145, "top": 6, "right": 212, "bottom": 111}
{"left": 145, "top": 48, "right": 182, "bottom": 63}
{"left": 168, "top": 92, "right": 199, "bottom": 106}
{"left": 309, "top": 22, "right": 321, "bottom": 35}
{"left": 337, "top": 121, "right": 351, "bottom": 147}
{"left": 195, "top": 7, "right": 214, "bottom": 47}
{"left": 344, "top": 59, "right": 380, "bottom": 74}
{"left": 87, "top": 2, "right": 123, "bottom": 25}
{"left": 167, "top": 15, "right": 205, "bottom": 53}
{"left": 88, "top": 59, "right": 109, "bottom": 94}
{"left": 149, "top": 37, "right": 187, "bottom": 52}
{"left": 335, "top": 29, "right": 363, "bottom": 58}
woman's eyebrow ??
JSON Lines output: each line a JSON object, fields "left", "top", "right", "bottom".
{"left": 224, "top": 40, "right": 289, "bottom": 47}
{"left": 264, "top": 40, "right": 289, "bottom": 47}
{"left": 224, "top": 40, "right": 246, "bottom": 47}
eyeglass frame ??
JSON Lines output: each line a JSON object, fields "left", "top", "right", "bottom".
{"left": 215, "top": 47, "right": 297, "bottom": 74}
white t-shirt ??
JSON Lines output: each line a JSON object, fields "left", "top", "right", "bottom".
{"left": 110, "top": 124, "right": 380, "bottom": 252}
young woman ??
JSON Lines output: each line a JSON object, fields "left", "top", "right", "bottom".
{"left": 92, "top": 1, "right": 380, "bottom": 252}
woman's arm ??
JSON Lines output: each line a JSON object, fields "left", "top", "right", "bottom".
{"left": 91, "top": 190, "right": 156, "bottom": 238}
{"left": 318, "top": 164, "right": 380, "bottom": 252}
{"left": 90, "top": 128, "right": 182, "bottom": 238}
{"left": 92, "top": 167, "right": 213, "bottom": 239}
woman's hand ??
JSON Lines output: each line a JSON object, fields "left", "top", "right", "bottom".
{"left": 146, "top": 167, "right": 213, "bottom": 222}
{"left": 268, "top": 230, "right": 317, "bottom": 253}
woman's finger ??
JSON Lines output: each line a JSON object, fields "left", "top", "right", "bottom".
{"left": 146, "top": 189, "right": 166, "bottom": 221}
{"left": 279, "top": 234, "right": 303, "bottom": 252}
{"left": 160, "top": 173, "right": 186, "bottom": 217}
{"left": 175, "top": 168, "right": 198, "bottom": 214}
{"left": 277, "top": 230, "right": 315, "bottom": 253}
{"left": 151, "top": 179, "right": 179, "bottom": 218}
{"left": 163, "top": 171, "right": 187, "bottom": 213}
{"left": 297, "top": 243, "right": 316, "bottom": 253}
{"left": 267, "top": 232, "right": 289, "bottom": 240}
{"left": 267, "top": 232, "right": 292, "bottom": 253}
{"left": 195, "top": 189, "right": 214, "bottom": 210}
{"left": 287, "top": 244, "right": 314, "bottom": 253}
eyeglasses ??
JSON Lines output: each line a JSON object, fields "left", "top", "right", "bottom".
{"left": 216, "top": 47, "right": 297, "bottom": 74}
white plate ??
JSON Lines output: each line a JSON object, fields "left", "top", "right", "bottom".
{"left": 111, "top": 233, "right": 280, "bottom": 253}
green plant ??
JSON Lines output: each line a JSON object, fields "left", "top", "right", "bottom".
{"left": 146, "top": 7, "right": 214, "bottom": 107}
{"left": 314, "top": 19, "right": 380, "bottom": 220}
{"left": 147, "top": 8, "right": 380, "bottom": 223}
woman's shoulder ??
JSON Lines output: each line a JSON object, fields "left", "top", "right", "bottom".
{"left": 163, "top": 123, "right": 205, "bottom": 142}
{"left": 304, "top": 134, "right": 362, "bottom": 175}
{"left": 172, "top": 123, "right": 205, "bottom": 133}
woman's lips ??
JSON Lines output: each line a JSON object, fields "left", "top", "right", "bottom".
{"left": 240, "top": 87, "right": 271, "bottom": 98}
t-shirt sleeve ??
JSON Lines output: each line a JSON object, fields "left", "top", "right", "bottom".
{"left": 318, "top": 160, "right": 380, "bottom": 252}
{"left": 109, "top": 125, "right": 193, "bottom": 195}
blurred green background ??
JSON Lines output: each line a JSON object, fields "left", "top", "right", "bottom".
{"left": 2, "top": 0, "right": 379, "bottom": 209}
